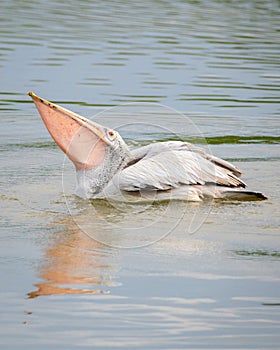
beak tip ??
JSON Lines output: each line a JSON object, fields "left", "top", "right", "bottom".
{"left": 29, "top": 91, "right": 42, "bottom": 101}
{"left": 28, "top": 91, "right": 38, "bottom": 101}
{"left": 29, "top": 92, "right": 44, "bottom": 104}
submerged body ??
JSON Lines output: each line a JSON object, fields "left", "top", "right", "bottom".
{"left": 29, "top": 92, "right": 267, "bottom": 202}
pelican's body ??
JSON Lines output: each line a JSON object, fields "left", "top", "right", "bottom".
{"left": 29, "top": 92, "right": 267, "bottom": 201}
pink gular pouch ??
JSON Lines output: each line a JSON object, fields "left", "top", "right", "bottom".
{"left": 29, "top": 92, "right": 108, "bottom": 171}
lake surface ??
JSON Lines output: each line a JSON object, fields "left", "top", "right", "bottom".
{"left": 1, "top": 0, "right": 280, "bottom": 348}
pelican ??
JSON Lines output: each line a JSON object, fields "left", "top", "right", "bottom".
{"left": 29, "top": 92, "right": 267, "bottom": 201}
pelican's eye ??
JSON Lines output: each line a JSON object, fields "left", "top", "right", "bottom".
{"left": 106, "top": 129, "right": 116, "bottom": 140}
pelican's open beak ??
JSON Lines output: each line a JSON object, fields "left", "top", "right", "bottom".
{"left": 29, "top": 92, "right": 111, "bottom": 170}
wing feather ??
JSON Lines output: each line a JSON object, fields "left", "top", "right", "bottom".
{"left": 119, "top": 141, "right": 245, "bottom": 191}
{"left": 131, "top": 141, "right": 242, "bottom": 176}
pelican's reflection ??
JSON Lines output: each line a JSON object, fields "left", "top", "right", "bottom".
{"left": 28, "top": 204, "right": 121, "bottom": 298}
{"left": 28, "top": 194, "right": 208, "bottom": 297}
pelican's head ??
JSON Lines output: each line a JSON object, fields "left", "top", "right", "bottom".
{"left": 29, "top": 92, "right": 131, "bottom": 198}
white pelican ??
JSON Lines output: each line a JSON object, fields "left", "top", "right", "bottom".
{"left": 29, "top": 92, "right": 267, "bottom": 201}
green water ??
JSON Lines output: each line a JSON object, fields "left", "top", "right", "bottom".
{"left": 0, "top": 0, "right": 280, "bottom": 348}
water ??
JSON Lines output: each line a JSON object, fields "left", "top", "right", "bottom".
{"left": 1, "top": 0, "right": 280, "bottom": 348}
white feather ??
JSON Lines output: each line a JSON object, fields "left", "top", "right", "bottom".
{"left": 116, "top": 141, "right": 244, "bottom": 191}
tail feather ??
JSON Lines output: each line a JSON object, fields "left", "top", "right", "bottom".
{"left": 220, "top": 190, "right": 268, "bottom": 201}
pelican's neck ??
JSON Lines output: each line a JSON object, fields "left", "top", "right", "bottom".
{"left": 75, "top": 142, "right": 131, "bottom": 198}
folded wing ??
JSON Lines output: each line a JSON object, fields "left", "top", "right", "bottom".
{"left": 118, "top": 141, "right": 245, "bottom": 191}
